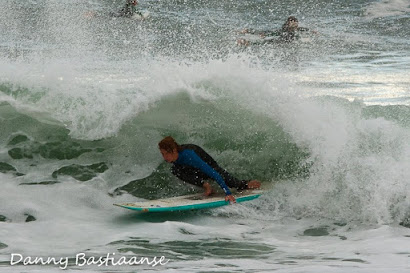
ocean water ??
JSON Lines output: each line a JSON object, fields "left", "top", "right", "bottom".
{"left": 1, "top": 0, "right": 410, "bottom": 272}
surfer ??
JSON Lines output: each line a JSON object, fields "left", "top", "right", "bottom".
{"left": 158, "top": 136, "right": 261, "bottom": 204}
{"left": 110, "top": 0, "right": 142, "bottom": 18}
{"left": 237, "top": 16, "right": 316, "bottom": 45}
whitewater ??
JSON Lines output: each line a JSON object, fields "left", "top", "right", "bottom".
{"left": 0, "top": 0, "right": 409, "bottom": 272}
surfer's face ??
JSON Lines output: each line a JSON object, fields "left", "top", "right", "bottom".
{"left": 287, "top": 18, "right": 298, "bottom": 29}
{"left": 160, "top": 149, "right": 179, "bottom": 163}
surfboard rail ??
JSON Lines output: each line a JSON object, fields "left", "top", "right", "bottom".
{"left": 114, "top": 189, "right": 264, "bottom": 212}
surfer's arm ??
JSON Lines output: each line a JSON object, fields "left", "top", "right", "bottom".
{"left": 258, "top": 30, "right": 281, "bottom": 37}
{"left": 247, "top": 39, "right": 274, "bottom": 46}
{"left": 297, "top": 27, "right": 310, "bottom": 32}
{"left": 180, "top": 150, "right": 232, "bottom": 196}
{"left": 239, "top": 28, "right": 258, "bottom": 34}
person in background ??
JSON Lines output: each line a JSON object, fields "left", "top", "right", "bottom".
{"left": 158, "top": 136, "right": 261, "bottom": 204}
{"left": 238, "top": 16, "right": 317, "bottom": 45}
{"left": 110, "top": 0, "right": 142, "bottom": 18}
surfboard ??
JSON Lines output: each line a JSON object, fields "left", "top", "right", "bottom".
{"left": 114, "top": 189, "right": 264, "bottom": 212}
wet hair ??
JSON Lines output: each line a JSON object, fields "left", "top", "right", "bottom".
{"left": 287, "top": 16, "right": 298, "bottom": 22}
{"left": 282, "top": 16, "right": 299, "bottom": 31}
{"left": 158, "top": 136, "right": 181, "bottom": 153}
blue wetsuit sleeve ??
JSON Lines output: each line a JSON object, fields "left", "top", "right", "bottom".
{"left": 179, "top": 150, "right": 232, "bottom": 195}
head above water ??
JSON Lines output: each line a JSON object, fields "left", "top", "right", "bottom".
{"left": 127, "top": 0, "right": 138, "bottom": 6}
{"left": 284, "top": 16, "right": 299, "bottom": 29}
{"left": 287, "top": 16, "right": 298, "bottom": 23}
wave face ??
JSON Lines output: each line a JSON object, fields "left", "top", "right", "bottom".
{"left": 1, "top": 0, "right": 410, "bottom": 223}
{"left": 1, "top": 60, "right": 410, "bottom": 225}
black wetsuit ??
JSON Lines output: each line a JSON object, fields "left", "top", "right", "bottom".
{"left": 110, "top": 2, "right": 141, "bottom": 18}
{"left": 264, "top": 26, "right": 310, "bottom": 42}
{"left": 246, "top": 26, "right": 310, "bottom": 43}
{"left": 171, "top": 144, "right": 249, "bottom": 194}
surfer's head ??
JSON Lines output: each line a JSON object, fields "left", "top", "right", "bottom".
{"left": 159, "top": 136, "right": 180, "bottom": 162}
{"left": 283, "top": 16, "right": 298, "bottom": 30}
{"left": 127, "top": 0, "right": 138, "bottom": 6}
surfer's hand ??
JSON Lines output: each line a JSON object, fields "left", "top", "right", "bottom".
{"left": 84, "top": 11, "right": 96, "bottom": 18}
{"left": 237, "top": 39, "right": 249, "bottom": 46}
{"left": 203, "top": 182, "right": 213, "bottom": 196}
{"left": 225, "top": 195, "right": 236, "bottom": 204}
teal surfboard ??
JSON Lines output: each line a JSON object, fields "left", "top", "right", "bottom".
{"left": 114, "top": 189, "right": 264, "bottom": 212}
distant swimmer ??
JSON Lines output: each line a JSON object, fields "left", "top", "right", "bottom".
{"left": 158, "top": 136, "right": 261, "bottom": 204}
{"left": 110, "top": 0, "right": 143, "bottom": 18}
{"left": 84, "top": 0, "right": 144, "bottom": 19}
{"left": 238, "top": 16, "right": 317, "bottom": 45}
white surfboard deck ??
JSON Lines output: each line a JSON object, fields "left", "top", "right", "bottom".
{"left": 114, "top": 189, "right": 264, "bottom": 212}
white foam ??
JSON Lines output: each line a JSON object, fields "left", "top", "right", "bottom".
{"left": 365, "top": 0, "right": 410, "bottom": 19}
